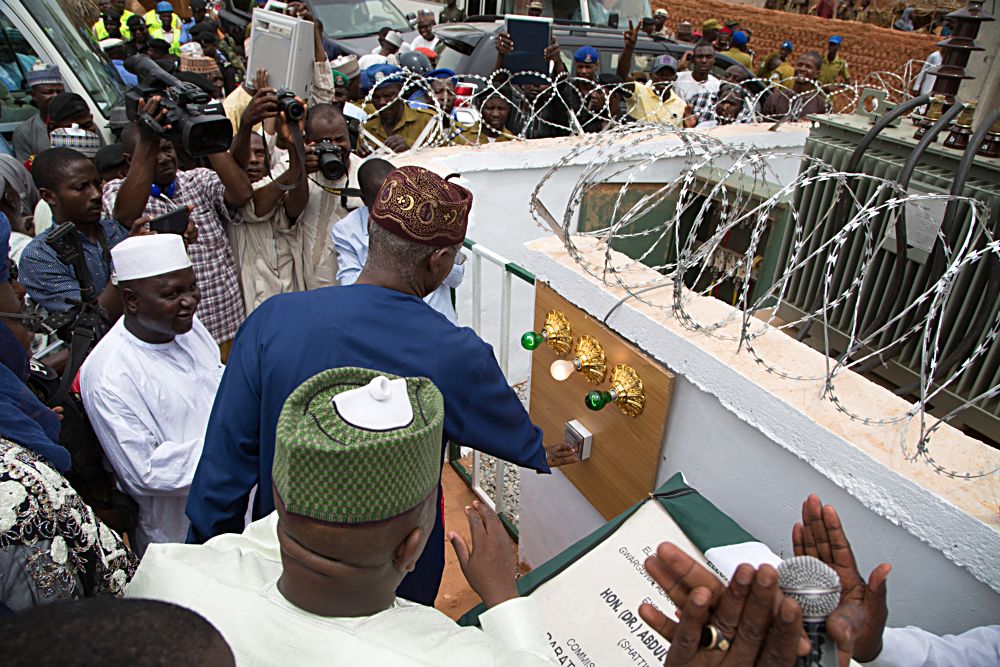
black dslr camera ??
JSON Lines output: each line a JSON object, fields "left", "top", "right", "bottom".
{"left": 276, "top": 88, "right": 305, "bottom": 121}
{"left": 313, "top": 141, "right": 346, "bottom": 181}
{"left": 124, "top": 55, "right": 233, "bottom": 158}
{"left": 42, "top": 222, "right": 109, "bottom": 343}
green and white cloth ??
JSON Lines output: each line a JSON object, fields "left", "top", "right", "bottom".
{"left": 459, "top": 473, "right": 781, "bottom": 667}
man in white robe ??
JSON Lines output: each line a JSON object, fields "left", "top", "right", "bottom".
{"left": 81, "top": 234, "right": 224, "bottom": 555}
{"left": 126, "top": 368, "right": 557, "bottom": 666}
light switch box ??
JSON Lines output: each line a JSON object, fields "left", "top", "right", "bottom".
{"left": 565, "top": 419, "right": 593, "bottom": 461}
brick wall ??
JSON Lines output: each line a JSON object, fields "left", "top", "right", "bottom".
{"left": 657, "top": 0, "right": 940, "bottom": 83}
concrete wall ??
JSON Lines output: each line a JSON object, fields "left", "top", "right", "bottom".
{"left": 400, "top": 126, "right": 999, "bottom": 634}
{"left": 519, "top": 236, "right": 1000, "bottom": 636}
{"left": 520, "top": 374, "right": 1000, "bottom": 636}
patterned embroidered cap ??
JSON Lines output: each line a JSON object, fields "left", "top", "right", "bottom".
{"left": 49, "top": 128, "right": 102, "bottom": 159}
{"left": 273, "top": 367, "right": 444, "bottom": 524}
{"left": 25, "top": 64, "right": 62, "bottom": 88}
{"left": 180, "top": 54, "right": 220, "bottom": 76}
{"left": 370, "top": 166, "right": 472, "bottom": 247}
{"left": 331, "top": 54, "right": 361, "bottom": 79}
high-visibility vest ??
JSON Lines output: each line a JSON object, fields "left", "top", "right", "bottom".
{"left": 144, "top": 10, "right": 183, "bottom": 54}
{"left": 91, "top": 9, "right": 134, "bottom": 40}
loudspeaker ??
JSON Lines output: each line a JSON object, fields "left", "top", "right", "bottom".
{"left": 246, "top": 8, "right": 314, "bottom": 98}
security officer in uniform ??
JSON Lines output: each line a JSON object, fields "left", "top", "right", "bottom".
{"left": 92, "top": 0, "right": 133, "bottom": 40}
{"left": 819, "top": 35, "right": 851, "bottom": 85}
{"left": 362, "top": 65, "right": 437, "bottom": 153}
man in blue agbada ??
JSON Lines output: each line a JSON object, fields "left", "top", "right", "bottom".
{"left": 185, "top": 166, "right": 578, "bottom": 605}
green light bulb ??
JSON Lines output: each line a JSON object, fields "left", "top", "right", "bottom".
{"left": 585, "top": 390, "right": 611, "bottom": 411}
{"left": 521, "top": 331, "right": 542, "bottom": 350}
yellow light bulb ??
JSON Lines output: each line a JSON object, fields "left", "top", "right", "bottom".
{"left": 550, "top": 359, "right": 576, "bottom": 382}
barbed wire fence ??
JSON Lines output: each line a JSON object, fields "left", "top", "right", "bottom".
{"left": 525, "top": 125, "right": 996, "bottom": 480}
{"left": 358, "top": 57, "right": 935, "bottom": 151}
{"left": 360, "top": 60, "right": 997, "bottom": 479}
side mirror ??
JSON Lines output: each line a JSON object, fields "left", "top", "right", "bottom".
{"left": 608, "top": 12, "right": 619, "bottom": 28}
{"left": 406, "top": 11, "right": 417, "bottom": 26}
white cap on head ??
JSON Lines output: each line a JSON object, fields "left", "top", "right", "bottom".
{"left": 386, "top": 30, "right": 404, "bottom": 48}
{"left": 111, "top": 234, "right": 192, "bottom": 284}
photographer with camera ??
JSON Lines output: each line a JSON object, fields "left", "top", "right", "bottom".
{"left": 107, "top": 90, "right": 252, "bottom": 361}
{"left": 264, "top": 102, "right": 358, "bottom": 290}
{"left": 228, "top": 69, "right": 310, "bottom": 312}
{"left": 222, "top": 2, "right": 335, "bottom": 133}
{"left": 18, "top": 148, "right": 150, "bottom": 326}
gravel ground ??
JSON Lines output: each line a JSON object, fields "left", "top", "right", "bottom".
{"left": 457, "top": 380, "right": 529, "bottom": 529}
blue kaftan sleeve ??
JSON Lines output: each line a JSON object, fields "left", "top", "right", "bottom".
{"left": 184, "top": 309, "right": 265, "bottom": 543}
{"left": 454, "top": 338, "right": 551, "bottom": 474}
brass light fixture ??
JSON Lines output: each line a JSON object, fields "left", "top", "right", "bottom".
{"left": 549, "top": 335, "right": 607, "bottom": 384}
{"left": 521, "top": 310, "right": 573, "bottom": 355}
{"left": 584, "top": 364, "right": 646, "bottom": 417}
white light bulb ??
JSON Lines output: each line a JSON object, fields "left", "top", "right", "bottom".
{"left": 550, "top": 359, "right": 576, "bottom": 382}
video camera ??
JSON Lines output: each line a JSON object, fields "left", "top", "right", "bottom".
{"left": 124, "top": 55, "right": 233, "bottom": 158}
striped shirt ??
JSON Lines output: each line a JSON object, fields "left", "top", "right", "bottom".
{"left": 103, "top": 169, "right": 245, "bottom": 343}
{"left": 18, "top": 218, "right": 128, "bottom": 313}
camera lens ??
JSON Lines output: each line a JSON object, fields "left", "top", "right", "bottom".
{"left": 284, "top": 98, "right": 305, "bottom": 121}
{"left": 181, "top": 115, "right": 233, "bottom": 157}
{"left": 276, "top": 88, "right": 305, "bottom": 122}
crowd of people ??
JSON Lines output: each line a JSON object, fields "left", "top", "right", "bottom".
{"left": 0, "top": 0, "right": 991, "bottom": 665}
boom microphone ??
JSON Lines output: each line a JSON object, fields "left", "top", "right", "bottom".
{"left": 777, "top": 556, "right": 842, "bottom": 667}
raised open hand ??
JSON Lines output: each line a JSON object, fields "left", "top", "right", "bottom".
{"left": 792, "top": 495, "right": 890, "bottom": 662}
{"left": 448, "top": 500, "right": 519, "bottom": 608}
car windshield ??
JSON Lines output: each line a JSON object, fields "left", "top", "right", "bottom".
{"left": 311, "top": 0, "right": 411, "bottom": 39}
{"left": 20, "top": 0, "right": 124, "bottom": 117}
{"left": 548, "top": 0, "right": 651, "bottom": 27}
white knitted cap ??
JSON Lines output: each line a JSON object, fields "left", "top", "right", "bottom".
{"left": 111, "top": 234, "right": 191, "bottom": 284}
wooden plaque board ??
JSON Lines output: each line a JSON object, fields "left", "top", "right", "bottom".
{"left": 529, "top": 282, "right": 675, "bottom": 519}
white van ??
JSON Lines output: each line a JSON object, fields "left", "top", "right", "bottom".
{"left": 0, "top": 0, "right": 125, "bottom": 144}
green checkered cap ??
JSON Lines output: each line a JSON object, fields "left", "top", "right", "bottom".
{"left": 273, "top": 367, "right": 444, "bottom": 524}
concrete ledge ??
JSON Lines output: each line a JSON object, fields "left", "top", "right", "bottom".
{"left": 395, "top": 122, "right": 812, "bottom": 179}
{"left": 522, "top": 235, "right": 1000, "bottom": 597}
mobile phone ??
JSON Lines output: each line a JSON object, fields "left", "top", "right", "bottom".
{"left": 149, "top": 206, "right": 190, "bottom": 235}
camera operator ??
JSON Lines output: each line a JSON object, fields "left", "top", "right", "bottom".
{"left": 107, "top": 96, "right": 252, "bottom": 361}
{"left": 18, "top": 148, "right": 149, "bottom": 325}
{"left": 228, "top": 70, "right": 310, "bottom": 312}
{"left": 252, "top": 101, "right": 357, "bottom": 290}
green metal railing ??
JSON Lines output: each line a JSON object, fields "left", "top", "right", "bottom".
{"left": 449, "top": 237, "right": 535, "bottom": 541}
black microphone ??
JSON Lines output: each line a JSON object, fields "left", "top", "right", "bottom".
{"left": 123, "top": 54, "right": 182, "bottom": 88}
{"left": 777, "top": 556, "right": 842, "bottom": 667}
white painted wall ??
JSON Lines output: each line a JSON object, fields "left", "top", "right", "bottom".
{"left": 656, "top": 374, "right": 1000, "bottom": 637}
{"left": 520, "top": 377, "right": 1000, "bottom": 636}
{"left": 402, "top": 126, "right": 999, "bottom": 634}
{"left": 518, "top": 237, "right": 1000, "bottom": 636}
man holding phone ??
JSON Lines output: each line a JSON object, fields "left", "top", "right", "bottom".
{"left": 106, "top": 96, "right": 253, "bottom": 362}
